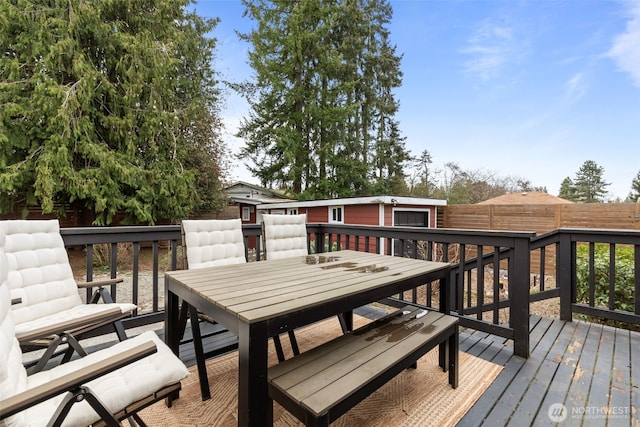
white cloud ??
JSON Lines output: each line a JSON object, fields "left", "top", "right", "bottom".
{"left": 564, "top": 72, "right": 587, "bottom": 103}
{"left": 461, "top": 17, "right": 527, "bottom": 81}
{"left": 609, "top": 2, "right": 640, "bottom": 87}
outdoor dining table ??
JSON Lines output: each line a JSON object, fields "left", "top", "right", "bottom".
{"left": 164, "top": 249, "right": 451, "bottom": 427}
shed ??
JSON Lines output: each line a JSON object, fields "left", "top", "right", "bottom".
{"left": 258, "top": 196, "right": 447, "bottom": 254}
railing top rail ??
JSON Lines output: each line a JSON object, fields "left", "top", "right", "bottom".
{"left": 556, "top": 227, "right": 640, "bottom": 237}
{"left": 61, "top": 225, "right": 182, "bottom": 245}
{"left": 308, "top": 223, "right": 535, "bottom": 248}
{"left": 533, "top": 227, "right": 640, "bottom": 247}
{"left": 309, "top": 223, "right": 535, "bottom": 237}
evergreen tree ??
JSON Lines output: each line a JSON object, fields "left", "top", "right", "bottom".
{"left": 558, "top": 177, "right": 577, "bottom": 201}
{"left": 0, "top": 0, "right": 227, "bottom": 225}
{"left": 409, "top": 150, "right": 438, "bottom": 197}
{"left": 573, "top": 160, "right": 609, "bottom": 203}
{"left": 628, "top": 171, "right": 640, "bottom": 202}
{"left": 237, "top": 0, "right": 407, "bottom": 199}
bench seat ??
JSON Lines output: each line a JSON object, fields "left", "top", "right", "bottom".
{"left": 268, "top": 306, "right": 459, "bottom": 426}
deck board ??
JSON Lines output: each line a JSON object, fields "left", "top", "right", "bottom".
{"left": 69, "top": 305, "right": 639, "bottom": 426}
{"left": 457, "top": 315, "right": 639, "bottom": 426}
{"left": 631, "top": 331, "right": 640, "bottom": 420}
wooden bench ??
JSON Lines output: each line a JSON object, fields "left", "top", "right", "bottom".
{"left": 268, "top": 305, "right": 459, "bottom": 426}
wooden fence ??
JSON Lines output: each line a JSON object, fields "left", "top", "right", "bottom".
{"left": 442, "top": 203, "right": 640, "bottom": 234}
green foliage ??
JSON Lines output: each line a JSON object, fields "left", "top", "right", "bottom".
{"left": 559, "top": 160, "right": 610, "bottom": 203}
{"left": 558, "top": 177, "right": 576, "bottom": 201}
{"left": 0, "top": 0, "right": 228, "bottom": 224}
{"left": 628, "top": 171, "right": 640, "bottom": 202}
{"left": 237, "top": 0, "right": 408, "bottom": 199}
{"left": 575, "top": 243, "right": 636, "bottom": 326}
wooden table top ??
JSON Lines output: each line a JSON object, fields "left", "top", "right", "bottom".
{"left": 166, "top": 250, "right": 450, "bottom": 324}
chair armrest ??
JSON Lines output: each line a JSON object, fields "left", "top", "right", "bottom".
{"left": 15, "top": 306, "right": 125, "bottom": 343}
{"left": 77, "top": 277, "right": 124, "bottom": 289}
{"left": 0, "top": 340, "right": 158, "bottom": 420}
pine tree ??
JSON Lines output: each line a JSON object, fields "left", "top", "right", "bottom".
{"left": 237, "top": 0, "right": 407, "bottom": 198}
{"left": 0, "top": 0, "right": 227, "bottom": 224}
{"left": 628, "top": 171, "right": 640, "bottom": 202}
{"left": 573, "top": 160, "right": 609, "bottom": 203}
{"left": 558, "top": 177, "right": 577, "bottom": 201}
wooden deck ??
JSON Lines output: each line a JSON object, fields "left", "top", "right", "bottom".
{"left": 457, "top": 315, "right": 639, "bottom": 426}
{"left": 175, "top": 305, "right": 639, "bottom": 426}
{"left": 67, "top": 304, "right": 638, "bottom": 426}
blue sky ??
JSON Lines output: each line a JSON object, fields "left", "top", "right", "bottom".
{"left": 194, "top": 0, "right": 640, "bottom": 200}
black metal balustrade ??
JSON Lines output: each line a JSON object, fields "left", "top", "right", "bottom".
{"left": 59, "top": 223, "right": 640, "bottom": 359}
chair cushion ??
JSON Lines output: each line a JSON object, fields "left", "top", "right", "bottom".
{"left": 0, "top": 229, "right": 28, "bottom": 427}
{"left": 262, "top": 214, "right": 308, "bottom": 260}
{"left": 2, "top": 220, "right": 83, "bottom": 325}
{"left": 23, "top": 331, "right": 189, "bottom": 427}
{"left": 182, "top": 219, "right": 246, "bottom": 269}
{"left": 1, "top": 219, "right": 136, "bottom": 331}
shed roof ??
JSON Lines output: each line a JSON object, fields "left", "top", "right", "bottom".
{"left": 259, "top": 195, "right": 447, "bottom": 210}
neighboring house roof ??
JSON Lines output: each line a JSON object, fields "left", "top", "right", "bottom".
{"left": 225, "top": 181, "right": 292, "bottom": 206}
{"left": 259, "top": 195, "right": 447, "bottom": 210}
{"left": 477, "top": 192, "right": 574, "bottom": 205}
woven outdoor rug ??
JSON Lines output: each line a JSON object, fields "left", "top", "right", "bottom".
{"left": 140, "top": 315, "right": 502, "bottom": 426}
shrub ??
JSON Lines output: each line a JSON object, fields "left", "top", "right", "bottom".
{"left": 575, "top": 243, "right": 636, "bottom": 328}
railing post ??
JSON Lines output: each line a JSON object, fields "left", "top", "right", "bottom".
{"left": 557, "top": 232, "right": 573, "bottom": 321}
{"left": 315, "top": 231, "right": 325, "bottom": 253}
{"left": 510, "top": 236, "right": 530, "bottom": 358}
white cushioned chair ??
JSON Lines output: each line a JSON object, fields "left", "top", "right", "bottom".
{"left": 180, "top": 219, "right": 295, "bottom": 400}
{"left": 0, "top": 224, "right": 189, "bottom": 427}
{"left": 262, "top": 214, "right": 350, "bottom": 337}
{"left": 182, "top": 219, "right": 246, "bottom": 269}
{"left": 1, "top": 219, "right": 136, "bottom": 373}
{"left": 261, "top": 213, "right": 309, "bottom": 260}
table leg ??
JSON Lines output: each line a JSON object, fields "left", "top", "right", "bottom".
{"left": 238, "top": 321, "right": 271, "bottom": 427}
{"left": 164, "top": 283, "right": 181, "bottom": 407}
{"left": 188, "top": 303, "right": 211, "bottom": 401}
{"left": 165, "top": 283, "right": 180, "bottom": 356}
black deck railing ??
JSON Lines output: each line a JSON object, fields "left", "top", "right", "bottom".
{"left": 532, "top": 228, "right": 640, "bottom": 324}
{"left": 59, "top": 224, "right": 640, "bottom": 359}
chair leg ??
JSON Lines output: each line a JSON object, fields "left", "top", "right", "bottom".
{"left": 113, "top": 319, "right": 128, "bottom": 341}
{"left": 49, "top": 386, "right": 120, "bottom": 427}
{"left": 29, "top": 332, "right": 88, "bottom": 374}
{"left": 90, "top": 287, "right": 129, "bottom": 341}
{"left": 188, "top": 304, "right": 211, "bottom": 401}
{"left": 62, "top": 333, "right": 88, "bottom": 360}
{"left": 128, "top": 413, "right": 148, "bottom": 427}
{"left": 178, "top": 300, "right": 190, "bottom": 340}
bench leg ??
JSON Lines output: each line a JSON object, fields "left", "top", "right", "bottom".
{"left": 273, "top": 335, "right": 286, "bottom": 362}
{"left": 288, "top": 330, "right": 300, "bottom": 356}
{"left": 305, "top": 413, "right": 329, "bottom": 427}
{"left": 449, "top": 330, "right": 459, "bottom": 388}
{"left": 438, "top": 340, "right": 449, "bottom": 372}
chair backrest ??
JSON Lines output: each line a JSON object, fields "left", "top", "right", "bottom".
{"left": 181, "top": 219, "right": 246, "bottom": 269}
{"left": 0, "top": 225, "right": 29, "bottom": 427}
{"left": 0, "top": 220, "right": 82, "bottom": 327}
{"left": 262, "top": 214, "right": 308, "bottom": 260}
